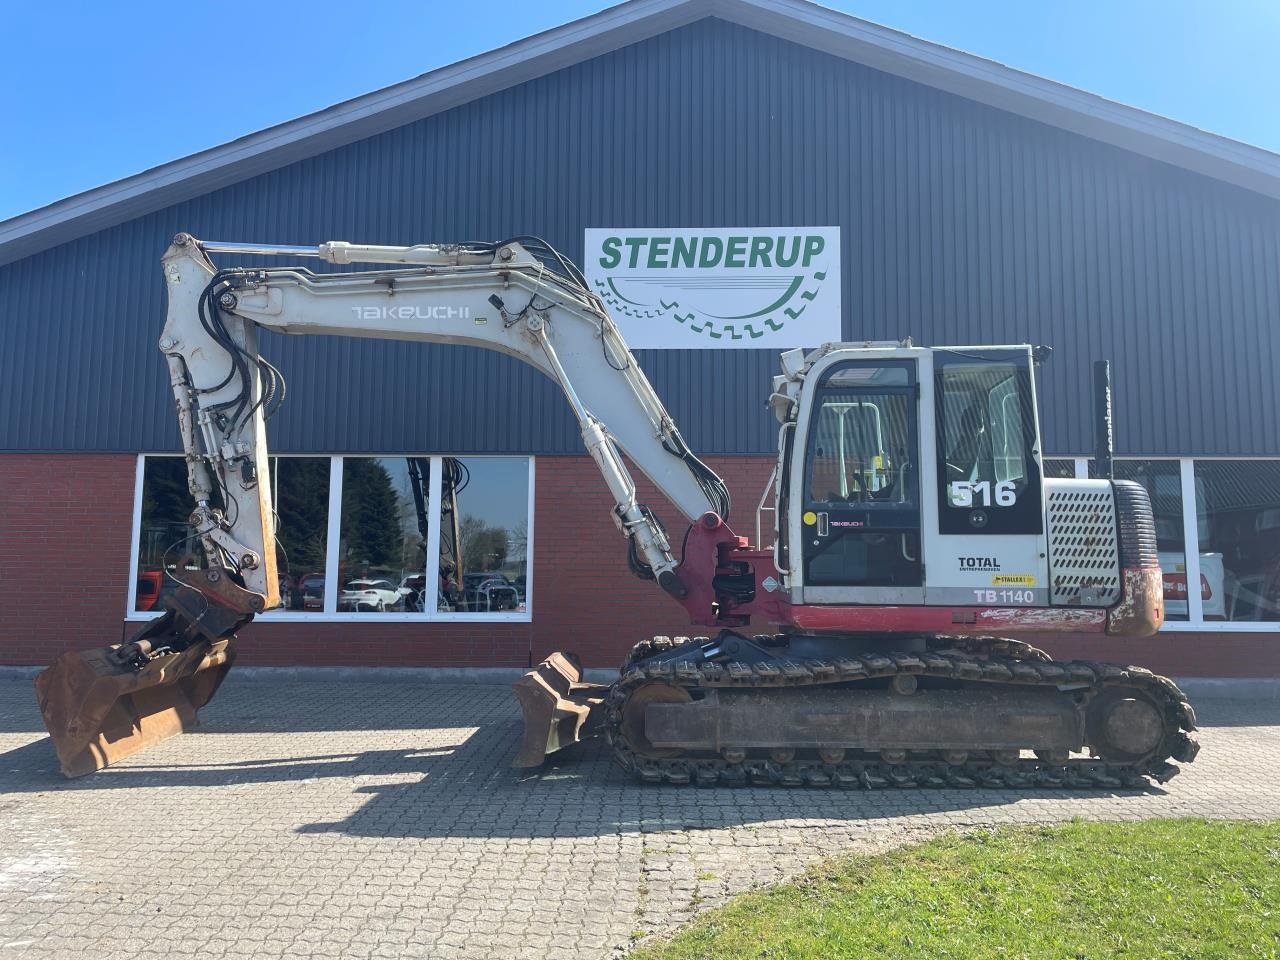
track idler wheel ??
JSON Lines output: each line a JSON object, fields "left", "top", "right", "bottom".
{"left": 619, "top": 681, "right": 691, "bottom": 759}
{"left": 1085, "top": 688, "right": 1167, "bottom": 764}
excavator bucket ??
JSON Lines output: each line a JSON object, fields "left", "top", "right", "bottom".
{"left": 511, "top": 652, "right": 610, "bottom": 768}
{"left": 33, "top": 580, "right": 256, "bottom": 778}
{"left": 35, "top": 637, "right": 236, "bottom": 778}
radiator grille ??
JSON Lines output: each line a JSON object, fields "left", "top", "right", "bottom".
{"left": 1045, "top": 481, "right": 1121, "bottom": 606}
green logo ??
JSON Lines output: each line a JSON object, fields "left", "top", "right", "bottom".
{"left": 585, "top": 228, "right": 840, "bottom": 347}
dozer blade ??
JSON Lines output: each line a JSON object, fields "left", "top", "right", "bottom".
{"left": 35, "top": 638, "right": 236, "bottom": 778}
{"left": 511, "top": 652, "right": 609, "bottom": 768}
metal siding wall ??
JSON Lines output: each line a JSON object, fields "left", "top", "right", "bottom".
{"left": 2, "top": 18, "right": 1279, "bottom": 455}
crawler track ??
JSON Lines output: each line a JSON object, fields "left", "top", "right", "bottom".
{"left": 605, "top": 636, "right": 1199, "bottom": 789}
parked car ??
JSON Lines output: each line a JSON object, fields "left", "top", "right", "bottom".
{"left": 462, "top": 572, "right": 520, "bottom": 611}
{"left": 338, "top": 578, "right": 404, "bottom": 612}
{"left": 298, "top": 572, "right": 326, "bottom": 612}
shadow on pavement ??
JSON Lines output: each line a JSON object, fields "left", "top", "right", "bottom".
{"left": 1, "top": 727, "right": 1184, "bottom": 843}
{"left": 3, "top": 678, "right": 1266, "bottom": 840}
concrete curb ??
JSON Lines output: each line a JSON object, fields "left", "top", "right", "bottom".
{"left": 228, "top": 665, "right": 621, "bottom": 685}
{"left": 1175, "top": 677, "right": 1280, "bottom": 700}
{"left": 2, "top": 664, "right": 1276, "bottom": 696}
{"left": 0, "top": 664, "right": 618, "bottom": 685}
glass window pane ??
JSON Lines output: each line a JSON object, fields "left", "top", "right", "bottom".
{"left": 1194, "top": 461, "right": 1280, "bottom": 622}
{"left": 939, "top": 361, "right": 1026, "bottom": 487}
{"left": 268, "top": 457, "right": 331, "bottom": 614}
{"left": 1042, "top": 459, "right": 1077, "bottom": 479}
{"left": 135, "top": 456, "right": 213, "bottom": 612}
{"left": 440, "top": 457, "right": 529, "bottom": 614}
{"left": 1112, "top": 460, "right": 1188, "bottom": 622}
{"left": 935, "top": 354, "right": 1041, "bottom": 534}
{"left": 808, "top": 392, "right": 913, "bottom": 503}
{"left": 339, "top": 457, "right": 422, "bottom": 614}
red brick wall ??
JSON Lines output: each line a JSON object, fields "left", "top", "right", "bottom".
{"left": 1, "top": 452, "right": 1277, "bottom": 676}
{"left": 528, "top": 455, "right": 777, "bottom": 666}
{"left": 0, "top": 454, "right": 138, "bottom": 662}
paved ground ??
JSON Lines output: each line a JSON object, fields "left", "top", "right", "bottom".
{"left": 1, "top": 676, "right": 1277, "bottom": 960}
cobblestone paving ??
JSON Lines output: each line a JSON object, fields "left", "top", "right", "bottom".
{"left": 1, "top": 676, "right": 1277, "bottom": 959}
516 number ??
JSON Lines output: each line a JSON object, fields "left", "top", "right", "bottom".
{"left": 948, "top": 480, "right": 1018, "bottom": 508}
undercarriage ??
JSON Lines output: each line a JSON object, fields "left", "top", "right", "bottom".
{"left": 517, "top": 634, "right": 1200, "bottom": 789}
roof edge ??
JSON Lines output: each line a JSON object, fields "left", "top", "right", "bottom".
{"left": 3, "top": 0, "right": 1279, "bottom": 267}
{"left": 721, "top": 0, "right": 1280, "bottom": 199}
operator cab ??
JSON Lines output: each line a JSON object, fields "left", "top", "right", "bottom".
{"left": 778, "top": 343, "right": 1047, "bottom": 608}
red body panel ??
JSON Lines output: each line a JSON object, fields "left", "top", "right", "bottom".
{"left": 672, "top": 515, "right": 1140, "bottom": 638}
{"left": 785, "top": 604, "right": 1106, "bottom": 634}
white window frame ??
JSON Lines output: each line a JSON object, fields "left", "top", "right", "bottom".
{"left": 1047, "top": 455, "right": 1280, "bottom": 632}
{"left": 126, "top": 453, "right": 535, "bottom": 624}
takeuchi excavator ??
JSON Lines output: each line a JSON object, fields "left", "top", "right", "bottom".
{"left": 35, "top": 233, "right": 1199, "bottom": 788}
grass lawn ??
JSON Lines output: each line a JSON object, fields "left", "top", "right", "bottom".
{"left": 635, "top": 819, "right": 1279, "bottom": 960}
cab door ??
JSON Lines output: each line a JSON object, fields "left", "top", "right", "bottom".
{"left": 799, "top": 359, "right": 923, "bottom": 604}
{"left": 924, "top": 348, "right": 1050, "bottom": 606}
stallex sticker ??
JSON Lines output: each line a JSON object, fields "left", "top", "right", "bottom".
{"left": 992, "top": 574, "right": 1036, "bottom": 587}
{"left": 584, "top": 227, "right": 841, "bottom": 349}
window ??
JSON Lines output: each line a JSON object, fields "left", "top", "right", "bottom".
{"left": 807, "top": 365, "right": 914, "bottom": 505}
{"left": 133, "top": 455, "right": 332, "bottom": 614}
{"left": 269, "top": 457, "right": 331, "bottom": 614}
{"left": 935, "top": 352, "right": 1042, "bottom": 534}
{"left": 129, "top": 454, "right": 533, "bottom": 620}
{"left": 1112, "top": 460, "right": 1189, "bottom": 622}
{"left": 1194, "top": 461, "right": 1280, "bottom": 622}
{"left": 339, "top": 457, "right": 421, "bottom": 614}
{"left": 134, "top": 456, "right": 210, "bottom": 613}
{"left": 1056, "top": 456, "right": 1280, "bottom": 629}
{"left": 440, "top": 458, "right": 530, "bottom": 613}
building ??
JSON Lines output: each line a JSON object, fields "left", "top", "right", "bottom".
{"left": 2, "top": 0, "right": 1278, "bottom": 677}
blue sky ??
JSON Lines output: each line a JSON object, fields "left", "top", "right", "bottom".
{"left": 2, "top": 1, "right": 1277, "bottom": 221}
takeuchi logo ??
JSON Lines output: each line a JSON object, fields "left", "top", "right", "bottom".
{"left": 590, "top": 230, "right": 834, "bottom": 341}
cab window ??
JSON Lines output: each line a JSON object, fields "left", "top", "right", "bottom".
{"left": 807, "top": 366, "right": 914, "bottom": 504}
{"left": 936, "top": 353, "right": 1042, "bottom": 534}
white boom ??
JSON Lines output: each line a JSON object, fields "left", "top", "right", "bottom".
{"left": 159, "top": 234, "right": 729, "bottom": 609}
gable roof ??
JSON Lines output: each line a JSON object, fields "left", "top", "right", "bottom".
{"left": 4, "top": 0, "right": 1280, "bottom": 267}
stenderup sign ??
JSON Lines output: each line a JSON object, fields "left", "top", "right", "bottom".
{"left": 584, "top": 227, "right": 841, "bottom": 349}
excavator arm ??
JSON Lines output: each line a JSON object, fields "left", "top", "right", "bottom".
{"left": 36, "top": 232, "right": 735, "bottom": 776}
{"left": 161, "top": 233, "right": 728, "bottom": 606}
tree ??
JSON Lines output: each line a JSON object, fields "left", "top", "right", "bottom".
{"left": 274, "top": 458, "right": 330, "bottom": 574}
{"left": 139, "top": 457, "right": 195, "bottom": 567}
{"left": 340, "top": 459, "right": 404, "bottom": 574}
{"left": 460, "top": 514, "right": 509, "bottom": 572}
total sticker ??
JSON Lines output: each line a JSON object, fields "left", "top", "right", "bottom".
{"left": 992, "top": 574, "right": 1036, "bottom": 587}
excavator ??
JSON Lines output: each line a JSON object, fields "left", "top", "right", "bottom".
{"left": 35, "top": 233, "right": 1199, "bottom": 788}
